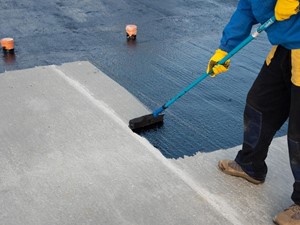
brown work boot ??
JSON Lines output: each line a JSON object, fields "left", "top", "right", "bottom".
{"left": 218, "top": 160, "right": 264, "bottom": 184}
{"left": 273, "top": 204, "right": 300, "bottom": 225}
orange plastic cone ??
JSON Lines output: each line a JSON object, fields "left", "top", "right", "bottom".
{"left": 126, "top": 25, "right": 137, "bottom": 40}
{"left": 1, "top": 38, "right": 14, "bottom": 53}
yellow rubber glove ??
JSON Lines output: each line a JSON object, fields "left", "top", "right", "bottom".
{"left": 275, "top": 0, "right": 300, "bottom": 21}
{"left": 206, "top": 49, "right": 230, "bottom": 77}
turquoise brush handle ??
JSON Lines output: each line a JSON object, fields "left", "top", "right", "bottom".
{"left": 153, "top": 16, "right": 276, "bottom": 118}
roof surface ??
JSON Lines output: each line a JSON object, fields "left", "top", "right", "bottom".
{"left": 0, "top": 62, "right": 293, "bottom": 225}
{"left": 0, "top": 0, "right": 293, "bottom": 224}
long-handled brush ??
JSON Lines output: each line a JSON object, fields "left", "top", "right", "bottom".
{"left": 129, "top": 16, "right": 276, "bottom": 132}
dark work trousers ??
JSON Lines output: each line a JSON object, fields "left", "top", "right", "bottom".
{"left": 234, "top": 45, "right": 300, "bottom": 205}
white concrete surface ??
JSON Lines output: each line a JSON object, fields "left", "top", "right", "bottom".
{"left": 0, "top": 61, "right": 294, "bottom": 225}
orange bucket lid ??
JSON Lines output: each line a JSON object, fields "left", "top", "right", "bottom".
{"left": 126, "top": 24, "right": 137, "bottom": 36}
{"left": 1, "top": 38, "right": 14, "bottom": 50}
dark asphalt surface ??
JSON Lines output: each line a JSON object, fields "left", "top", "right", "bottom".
{"left": 0, "top": 0, "right": 287, "bottom": 158}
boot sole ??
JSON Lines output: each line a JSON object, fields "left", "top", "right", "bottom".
{"left": 272, "top": 218, "right": 279, "bottom": 225}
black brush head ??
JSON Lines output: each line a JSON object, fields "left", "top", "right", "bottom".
{"left": 129, "top": 114, "right": 164, "bottom": 133}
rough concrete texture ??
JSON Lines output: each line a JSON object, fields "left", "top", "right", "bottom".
{"left": 0, "top": 62, "right": 293, "bottom": 225}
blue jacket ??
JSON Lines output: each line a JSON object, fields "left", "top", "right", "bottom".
{"left": 220, "top": 0, "right": 300, "bottom": 52}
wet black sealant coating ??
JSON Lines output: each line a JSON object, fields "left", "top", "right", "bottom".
{"left": 0, "top": 0, "right": 287, "bottom": 158}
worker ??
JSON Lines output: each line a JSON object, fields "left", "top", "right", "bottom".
{"left": 206, "top": 0, "right": 300, "bottom": 224}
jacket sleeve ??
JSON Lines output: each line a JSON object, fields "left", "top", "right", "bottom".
{"left": 219, "top": 0, "right": 258, "bottom": 52}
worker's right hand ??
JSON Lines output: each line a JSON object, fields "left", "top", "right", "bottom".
{"left": 275, "top": 0, "right": 300, "bottom": 21}
{"left": 206, "top": 49, "right": 230, "bottom": 77}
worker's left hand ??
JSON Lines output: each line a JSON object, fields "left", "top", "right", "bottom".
{"left": 275, "top": 0, "right": 299, "bottom": 21}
